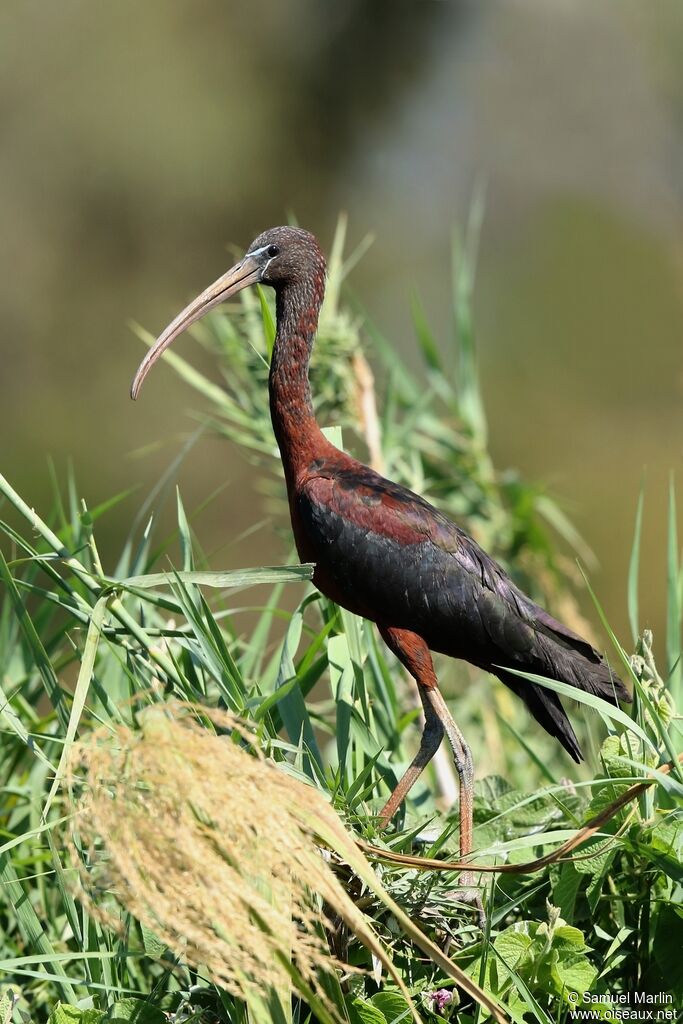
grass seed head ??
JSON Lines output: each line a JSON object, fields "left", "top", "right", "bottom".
{"left": 66, "top": 703, "right": 380, "bottom": 1005}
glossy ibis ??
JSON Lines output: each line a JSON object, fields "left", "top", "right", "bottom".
{"left": 131, "top": 226, "right": 630, "bottom": 877}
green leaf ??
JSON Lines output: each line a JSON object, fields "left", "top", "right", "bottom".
{"left": 554, "top": 954, "right": 597, "bottom": 994}
{"left": 105, "top": 999, "right": 166, "bottom": 1024}
{"left": 370, "top": 992, "right": 412, "bottom": 1024}
{"left": 348, "top": 998, "right": 387, "bottom": 1024}
{"left": 48, "top": 1006, "right": 105, "bottom": 1024}
{"left": 552, "top": 862, "right": 582, "bottom": 921}
{"left": 0, "top": 990, "right": 18, "bottom": 1024}
{"left": 636, "top": 812, "right": 683, "bottom": 882}
{"left": 175, "top": 488, "right": 194, "bottom": 573}
{"left": 273, "top": 603, "right": 323, "bottom": 776}
{"left": 653, "top": 904, "right": 683, "bottom": 996}
{"left": 328, "top": 632, "right": 355, "bottom": 782}
{"left": 490, "top": 935, "right": 554, "bottom": 1024}
{"left": 140, "top": 924, "right": 168, "bottom": 959}
{"left": 572, "top": 837, "right": 616, "bottom": 879}
{"left": 493, "top": 926, "right": 533, "bottom": 978}
{"left": 553, "top": 922, "right": 589, "bottom": 951}
{"left": 474, "top": 774, "right": 514, "bottom": 808}
{"left": 551, "top": 924, "right": 597, "bottom": 994}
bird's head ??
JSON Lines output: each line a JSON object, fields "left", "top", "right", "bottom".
{"left": 247, "top": 225, "right": 326, "bottom": 288}
{"left": 130, "top": 225, "right": 325, "bottom": 399}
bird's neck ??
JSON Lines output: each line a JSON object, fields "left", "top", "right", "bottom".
{"left": 268, "top": 278, "right": 332, "bottom": 479}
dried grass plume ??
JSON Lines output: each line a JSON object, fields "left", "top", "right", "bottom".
{"left": 65, "top": 702, "right": 505, "bottom": 1023}
{"left": 67, "top": 705, "right": 379, "bottom": 1000}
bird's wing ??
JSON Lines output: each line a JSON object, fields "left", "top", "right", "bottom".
{"left": 297, "top": 460, "right": 538, "bottom": 652}
{"left": 297, "top": 458, "right": 628, "bottom": 762}
{"left": 298, "top": 458, "right": 614, "bottom": 665}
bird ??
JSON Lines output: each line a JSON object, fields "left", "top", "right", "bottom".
{"left": 131, "top": 225, "right": 630, "bottom": 882}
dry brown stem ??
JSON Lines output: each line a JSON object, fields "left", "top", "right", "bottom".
{"left": 359, "top": 753, "right": 683, "bottom": 875}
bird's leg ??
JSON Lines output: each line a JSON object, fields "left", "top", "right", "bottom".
{"left": 377, "top": 627, "right": 473, "bottom": 846}
{"left": 378, "top": 627, "right": 484, "bottom": 928}
{"left": 423, "top": 686, "right": 474, "bottom": 861}
{"left": 376, "top": 679, "right": 444, "bottom": 825}
{"left": 422, "top": 685, "right": 485, "bottom": 928}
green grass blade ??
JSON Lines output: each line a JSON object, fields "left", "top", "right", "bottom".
{"left": 256, "top": 285, "right": 276, "bottom": 356}
{"left": 667, "top": 477, "right": 681, "bottom": 705}
{"left": 0, "top": 855, "right": 77, "bottom": 1002}
{"left": 496, "top": 664, "right": 656, "bottom": 752}
{"left": 0, "top": 548, "right": 69, "bottom": 729}
{"left": 496, "top": 713, "right": 557, "bottom": 784}
{"left": 42, "top": 595, "right": 109, "bottom": 822}
{"left": 115, "top": 564, "right": 313, "bottom": 591}
{"left": 452, "top": 185, "right": 488, "bottom": 446}
{"left": 320, "top": 212, "right": 347, "bottom": 321}
{"left": 579, "top": 567, "right": 683, "bottom": 778}
{"left": 411, "top": 293, "right": 442, "bottom": 372}
{"left": 627, "top": 488, "right": 644, "bottom": 645}
{"left": 0, "top": 673, "right": 56, "bottom": 773}
{"left": 273, "top": 605, "right": 322, "bottom": 776}
{"left": 535, "top": 495, "right": 597, "bottom": 571}
{"left": 176, "top": 487, "right": 195, "bottom": 573}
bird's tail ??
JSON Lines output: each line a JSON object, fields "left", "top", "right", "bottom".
{"left": 496, "top": 670, "right": 584, "bottom": 762}
{"left": 494, "top": 605, "right": 631, "bottom": 763}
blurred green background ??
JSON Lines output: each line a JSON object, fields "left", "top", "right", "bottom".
{"left": 1, "top": 0, "right": 682, "bottom": 647}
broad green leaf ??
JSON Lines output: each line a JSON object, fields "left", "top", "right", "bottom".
{"left": 140, "top": 924, "right": 168, "bottom": 959}
{"left": 552, "top": 862, "right": 582, "bottom": 921}
{"left": 0, "top": 990, "right": 17, "bottom": 1024}
{"left": 370, "top": 992, "right": 412, "bottom": 1024}
{"left": 554, "top": 955, "right": 597, "bottom": 994}
{"left": 105, "top": 999, "right": 166, "bottom": 1024}
{"left": 348, "top": 999, "right": 387, "bottom": 1024}
{"left": 653, "top": 904, "right": 683, "bottom": 995}
{"left": 48, "top": 1006, "right": 105, "bottom": 1024}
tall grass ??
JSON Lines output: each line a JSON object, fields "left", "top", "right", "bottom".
{"left": 1, "top": 217, "right": 681, "bottom": 1022}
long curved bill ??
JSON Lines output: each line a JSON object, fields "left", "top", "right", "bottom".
{"left": 130, "top": 253, "right": 262, "bottom": 399}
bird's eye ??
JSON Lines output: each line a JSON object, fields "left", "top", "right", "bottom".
{"left": 267, "top": 244, "right": 279, "bottom": 258}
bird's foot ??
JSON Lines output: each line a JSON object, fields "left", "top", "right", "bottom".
{"left": 444, "top": 872, "right": 486, "bottom": 931}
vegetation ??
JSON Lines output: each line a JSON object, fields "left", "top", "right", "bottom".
{"left": 1, "top": 215, "right": 681, "bottom": 1023}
